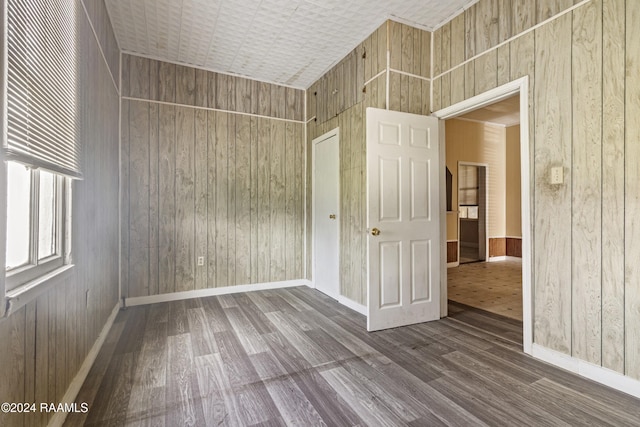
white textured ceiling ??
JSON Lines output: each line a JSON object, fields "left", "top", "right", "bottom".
{"left": 458, "top": 95, "right": 521, "bottom": 127}
{"left": 104, "top": 0, "right": 477, "bottom": 88}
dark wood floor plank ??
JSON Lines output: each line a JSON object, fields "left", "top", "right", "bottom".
{"left": 215, "top": 330, "right": 281, "bottom": 425}
{"left": 250, "top": 351, "right": 326, "bottom": 426}
{"left": 330, "top": 314, "right": 445, "bottom": 383}
{"left": 126, "top": 316, "right": 168, "bottom": 424}
{"left": 74, "top": 287, "right": 640, "bottom": 426}
{"left": 439, "top": 351, "right": 570, "bottom": 426}
{"left": 167, "top": 300, "right": 189, "bottom": 336}
{"left": 223, "top": 306, "right": 269, "bottom": 355}
{"left": 88, "top": 352, "right": 138, "bottom": 427}
{"left": 429, "top": 374, "right": 522, "bottom": 426}
{"left": 64, "top": 310, "right": 128, "bottom": 427}
{"left": 321, "top": 366, "right": 411, "bottom": 425}
{"left": 201, "top": 297, "right": 232, "bottom": 333}
{"left": 186, "top": 306, "right": 217, "bottom": 356}
{"left": 264, "top": 311, "right": 333, "bottom": 367}
{"left": 531, "top": 378, "right": 640, "bottom": 427}
{"left": 277, "top": 289, "right": 314, "bottom": 312}
{"left": 165, "top": 333, "right": 205, "bottom": 426}
{"left": 114, "top": 306, "right": 148, "bottom": 354}
{"left": 194, "top": 353, "right": 239, "bottom": 426}
{"left": 263, "top": 331, "right": 365, "bottom": 426}
{"left": 231, "top": 293, "right": 275, "bottom": 335}
{"left": 245, "top": 291, "right": 281, "bottom": 313}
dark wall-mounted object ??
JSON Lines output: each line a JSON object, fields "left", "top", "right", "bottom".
{"left": 446, "top": 167, "right": 453, "bottom": 211}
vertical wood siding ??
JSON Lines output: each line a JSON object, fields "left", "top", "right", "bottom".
{"left": 121, "top": 55, "right": 306, "bottom": 296}
{"left": 432, "top": 0, "right": 638, "bottom": 381}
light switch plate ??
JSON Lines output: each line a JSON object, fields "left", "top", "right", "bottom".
{"left": 550, "top": 166, "right": 564, "bottom": 184}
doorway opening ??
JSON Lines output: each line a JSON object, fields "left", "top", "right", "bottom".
{"left": 434, "top": 77, "right": 531, "bottom": 353}
{"left": 457, "top": 162, "right": 488, "bottom": 264}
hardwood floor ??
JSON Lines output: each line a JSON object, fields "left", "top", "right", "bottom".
{"left": 65, "top": 287, "right": 640, "bottom": 426}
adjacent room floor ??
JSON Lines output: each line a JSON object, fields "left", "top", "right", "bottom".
{"left": 448, "top": 257, "right": 523, "bottom": 321}
{"left": 65, "top": 286, "right": 640, "bottom": 426}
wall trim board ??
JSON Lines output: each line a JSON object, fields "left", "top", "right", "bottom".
{"left": 124, "top": 279, "right": 312, "bottom": 307}
{"left": 303, "top": 89, "right": 308, "bottom": 279}
{"left": 118, "top": 50, "right": 122, "bottom": 304}
{"left": 80, "top": 0, "right": 119, "bottom": 95}
{"left": 447, "top": 262, "right": 459, "bottom": 268}
{"left": 388, "top": 68, "right": 430, "bottom": 82}
{"left": 121, "top": 96, "right": 306, "bottom": 124}
{"left": 337, "top": 296, "right": 367, "bottom": 316}
{"left": 49, "top": 302, "right": 120, "bottom": 427}
{"left": 364, "top": 69, "right": 387, "bottom": 88}
{"left": 433, "top": 76, "right": 532, "bottom": 355}
{"left": 121, "top": 51, "right": 305, "bottom": 91}
{"left": 431, "top": 0, "right": 592, "bottom": 81}
{"left": 487, "top": 255, "right": 522, "bottom": 262}
{"left": 531, "top": 344, "right": 640, "bottom": 400}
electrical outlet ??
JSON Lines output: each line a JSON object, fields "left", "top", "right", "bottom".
{"left": 550, "top": 166, "right": 564, "bottom": 185}
{"left": 197, "top": 256, "right": 205, "bottom": 266}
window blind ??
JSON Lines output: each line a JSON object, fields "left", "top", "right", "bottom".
{"left": 459, "top": 165, "right": 478, "bottom": 206}
{"left": 5, "top": 0, "right": 81, "bottom": 178}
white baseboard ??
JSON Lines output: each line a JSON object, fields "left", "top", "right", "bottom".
{"left": 488, "top": 255, "right": 521, "bottom": 262}
{"left": 531, "top": 344, "right": 640, "bottom": 399}
{"left": 338, "top": 296, "right": 367, "bottom": 316}
{"left": 49, "top": 302, "right": 120, "bottom": 427}
{"left": 447, "top": 261, "right": 459, "bottom": 268}
{"left": 124, "top": 279, "right": 311, "bottom": 307}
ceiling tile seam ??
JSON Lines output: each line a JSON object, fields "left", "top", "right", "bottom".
{"left": 142, "top": 0, "right": 150, "bottom": 55}
{"left": 120, "top": 50, "right": 307, "bottom": 90}
{"left": 175, "top": 0, "right": 185, "bottom": 61}
{"left": 248, "top": 3, "right": 303, "bottom": 83}
{"left": 228, "top": 0, "right": 264, "bottom": 71}
{"left": 197, "top": 1, "right": 224, "bottom": 67}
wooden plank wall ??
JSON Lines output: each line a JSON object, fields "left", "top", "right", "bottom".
{"left": 387, "top": 21, "right": 431, "bottom": 115}
{"left": 0, "top": 2, "right": 120, "bottom": 426}
{"left": 121, "top": 54, "right": 305, "bottom": 298}
{"left": 432, "top": 0, "right": 639, "bottom": 381}
{"left": 307, "top": 21, "right": 431, "bottom": 305}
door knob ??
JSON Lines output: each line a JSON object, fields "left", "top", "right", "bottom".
{"left": 329, "top": 214, "right": 336, "bottom": 219}
{"left": 371, "top": 227, "right": 381, "bottom": 236}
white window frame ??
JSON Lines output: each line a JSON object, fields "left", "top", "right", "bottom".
{"left": 5, "top": 164, "right": 71, "bottom": 292}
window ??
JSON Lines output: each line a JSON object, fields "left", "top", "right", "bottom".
{"left": 5, "top": 162, "right": 69, "bottom": 291}
{"left": 3, "top": 0, "right": 79, "bottom": 297}
{"left": 458, "top": 165, "right": 479, "bottom": 206}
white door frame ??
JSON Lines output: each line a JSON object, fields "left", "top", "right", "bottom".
{"left": 433, "top": 76, "right": 532, "bottom": 355}
{"left": 311, "top": 128, "right": 340, "bottom": 299}
{"left": 457, "top": 161, "right": 489, "bottom": 263}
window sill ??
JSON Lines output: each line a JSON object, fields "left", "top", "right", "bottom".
{"left": 3, "top": 264, "right": 75, "bottom": 318}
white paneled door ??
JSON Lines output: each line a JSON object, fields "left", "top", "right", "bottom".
{"left": 313, "top": 130, "right": 340, "bottom": 299}
{"left": 366, "top": 108, "right": 440, "bottom": 331}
